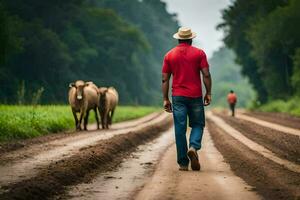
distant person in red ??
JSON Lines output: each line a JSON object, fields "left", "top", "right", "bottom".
{"left": 227, "top": 90, "right": 237, "bottom": 117}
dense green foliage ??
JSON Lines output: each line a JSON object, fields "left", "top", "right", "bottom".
{"left": 291, "top": 48, "right": 300, "bottom": 96}
{"left": 0, "top": 105, "right": 160, "bottom": 141}
{"left": 219, "top": 0, "right": 300, "bottom": 104}
{"left": 256, "top": 97, "right": 300, "bottom": 117}
{"left": 210, "top": 47, "right": 255, "bottom": 108}
{"left": 0, "top": 0, "right": 178, "bottom": 105}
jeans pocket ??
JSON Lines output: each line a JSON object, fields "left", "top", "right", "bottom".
{"left": 188, "top": 102, "right": 205, "bottom": 127}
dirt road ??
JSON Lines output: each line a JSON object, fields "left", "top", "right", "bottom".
{"left": 135, "top": 128, "right": 261, "bottom": 200}
{"left": 0, "top": 110, "right": 299, "bottom": 200}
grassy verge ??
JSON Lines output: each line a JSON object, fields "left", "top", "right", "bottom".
{"left": 0, "top": 105, "right": 160, "bottom": 142}
{"left": 256, "top": 97, "right": 300, "bottom": 117}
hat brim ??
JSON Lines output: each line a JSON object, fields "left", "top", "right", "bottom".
{"left": 173, "top": 32, "right": 197, "bottom": 40}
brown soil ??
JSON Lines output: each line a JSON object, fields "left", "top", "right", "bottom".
{"left": 0, "top": 131, "right": 75, "bottom": 155}
{"left": 207, "top": 119, "right": 300, "bottom": 200}
{"left": 0, "top": 117, "right": 172, "bottom": 200}
{"left": 60, "top": 127, "right": 175, "bottom": 200}
{"left": 246, "top": 111, "right": 300, "bottom": 130}
{"left": 0, "top": 112, "right": 161, "bottom": 156}
{"left": 135, "top": 129, "right": 261, "bottom": 200}
{"left": 215, "top": 113, "right": 300, "bottom": 164}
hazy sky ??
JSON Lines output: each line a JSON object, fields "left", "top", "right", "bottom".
{"left": 162, "top": 0, "right": 231, "bottom": 58}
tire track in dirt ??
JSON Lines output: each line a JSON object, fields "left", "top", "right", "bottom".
{"left": 215, "top": 113, "right": 300, "bottom": 164}
{"left": 0, "top": 114, "right": 173, "bottom": 200}
{"left": 237, "top": 113, "right": 300, "bottom": 137}
{"left": 245, "top": 111, "right": 300, "bottom": 130}
{"left": 207, "top": 112, "right": 300, "bottom": 173}
{"left": 207, "top": 115, "right": 300, "bottom": 200}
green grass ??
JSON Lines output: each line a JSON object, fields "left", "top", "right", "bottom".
{"left": 112, "top": 106, "right": 160, "bottom": 122}
{"left": 0, "top": 105, "right": 160, "bottom": 142}
{"left": 256, "top": 97, "right": 300, "bottom": 117}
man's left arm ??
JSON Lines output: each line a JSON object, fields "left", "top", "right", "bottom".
{"left": 201, "top": 68, "right": 212, "bottom": 106}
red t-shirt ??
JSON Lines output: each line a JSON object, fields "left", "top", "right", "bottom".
{"left": 162, "top": 43, "right": 209, "bottom": 97}
{"left": 227, "top": 93, "right": 237, "bottom": 104}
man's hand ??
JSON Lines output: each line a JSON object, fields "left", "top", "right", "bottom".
{"left": 204, "top": 94, "right": 211, "bottom": 106}
{"left": 201, "top": 68, "right": 212, "bottom": 106}
{"left": 163, "top": 99, "right": 172, "bottom": 113}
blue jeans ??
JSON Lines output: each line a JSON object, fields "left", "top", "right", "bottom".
{"left": 172, "top": 96, "right": 205, "bottom": 166}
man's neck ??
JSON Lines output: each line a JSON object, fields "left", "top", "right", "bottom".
{"left": 178, "top": 42, "right": 192, "bottom": 46}
{"left": 178, "top": 39, "right": 192, "bottom": 45}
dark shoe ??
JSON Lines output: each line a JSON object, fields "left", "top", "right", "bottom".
{"left": 179, "top": 165, "right": 188, "bottom": 171}
{"left": 187, "top": 147, "right": 200, "bottom": 171}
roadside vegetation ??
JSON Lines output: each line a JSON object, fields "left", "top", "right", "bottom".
{"left": 255, "top": 97, "right": 300, "bottom": 117}
{"left": 0, "top": 105, "right": 160, "bottom": 142}
{"left": 218, "top": 0, "right": 300, "bottom": 115}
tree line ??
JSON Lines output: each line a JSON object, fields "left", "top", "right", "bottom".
{"left": 0, "top": 0, "right": 178, "bottom": 105}
{"left": 218, "top": 0, "right": 300, "bottom": 104}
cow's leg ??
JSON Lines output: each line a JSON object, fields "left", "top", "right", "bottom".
{"left": 104, "top": 110, "right": 109, "bottom": 129}
{"left": 99, "top": 108, "right": 105, "bottom": 129}
{"left": 84, "top": 110, "right": 90, "bottom": 131}
{"left": 109, "top": 108, "right": 115, "bottom": 125}
{"left": 72, "top": 109, "right": 79, "bottom": 130}
{"left": 107, "top": 111, "right": 111, "bottom": 126}
{"left": 78, "top": 109, "right": 84, "bottom": 131}
{"left": 106, "top": 111, "right": 110, "bottom": 129}
{"left": 94, "top": 107, "right": 100, "bottom": 129}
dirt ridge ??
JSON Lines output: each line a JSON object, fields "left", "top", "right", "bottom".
{"left": 0, "top": 115, "right": 172, "bottom": 200}
{"left": 215, "top": 113, "right": 300, "bottom": 164}
{"left": 0, "top": 112, "right": 168, "bottom": 186}
{"left": 207, "top": 119, "right": 300, "bottom": 200}
{"left": 245, "top": 111, "right": 300, "bottom": 130}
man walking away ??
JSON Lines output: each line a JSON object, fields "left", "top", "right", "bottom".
{"left": 162, "top": 27, "right": 212, "bottom": 171}
{"left": 227, "top": 90, "right": 237, "bottom": 117}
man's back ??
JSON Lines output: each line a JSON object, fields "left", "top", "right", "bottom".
{"left": 161, "top": 27, "right": 212, "bottom": 171}
{"left": 162, "top": 43, "right": 209, "bottom": 98}
{"left": 227, "top": 93, "right": 237, "bottom": 104}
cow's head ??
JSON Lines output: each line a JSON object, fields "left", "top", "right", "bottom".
{"left": 69, "top": 80, "right": 88, "bottom": 100}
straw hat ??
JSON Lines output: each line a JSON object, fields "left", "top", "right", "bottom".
{"left": 173, "top": 27, "right": 196, "bottom": 40}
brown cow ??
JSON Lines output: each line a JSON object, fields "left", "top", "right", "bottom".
{"left": 68, "top": 80, "right": 100, "bottom": 130}
{"left": 98, "top": 87, "right": 119, "bottom": 129}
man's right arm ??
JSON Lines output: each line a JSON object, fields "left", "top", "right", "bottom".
{"left": 162, "top": 73, "right": 172, "bottom": 112}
